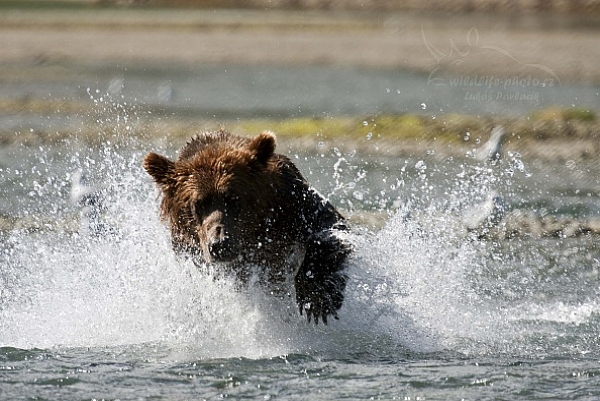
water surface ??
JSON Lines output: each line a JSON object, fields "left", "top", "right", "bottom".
{"left": 1, "top": 68, "right": 600, "bottom": 400}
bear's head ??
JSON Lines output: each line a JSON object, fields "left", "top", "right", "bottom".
{"left": 143, "top": 131, "right": 283, "bottom": 265}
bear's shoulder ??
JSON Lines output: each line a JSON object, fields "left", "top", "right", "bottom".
{"left": 272, "top": 154, "right": 345, "bottom": 234}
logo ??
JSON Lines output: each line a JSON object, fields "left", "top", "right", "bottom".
{"left": 422, "top": 27, "right": 560, "bottom": 104}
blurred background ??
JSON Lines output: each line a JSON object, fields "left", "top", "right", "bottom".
{"left": 0, "top": 0, "right": 598, "bottom": 158}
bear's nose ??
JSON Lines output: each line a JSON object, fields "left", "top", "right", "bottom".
{"left": 208, "top": 226, "right": 234, "bottom": 261}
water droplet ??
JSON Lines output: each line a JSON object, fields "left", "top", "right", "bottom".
{"left": 366, "top": 132, "right": 373, "bottom": 140}
{"left": 421, "top": 103, "right": 427, "bottom": 110}
{"left": 514, "top": 159, "right": 526, "bottom": 172}
{"left": 362, "top": 120, "right": 369, "bottom": 126}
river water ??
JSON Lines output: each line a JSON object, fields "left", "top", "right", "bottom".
{"left": 1, "top": 65, "right": 600, "bottom": 400}
{"left": 1, "top": 61, "right": 599, "bottom": 130}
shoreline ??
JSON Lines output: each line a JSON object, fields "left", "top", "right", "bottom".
{"left": 1, "top": 8, "right": 600, "bottom": 84}
{"left": 1, "top": 106, "right": 598, "bottom": 161}
{"left": 0, "top": 6, "right": 598, "bottom": 161}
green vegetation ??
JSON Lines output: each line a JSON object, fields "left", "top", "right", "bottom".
{"left": 530, "top": 107, "right": 596, "bottom": 123}
{"left": 234, "top": 108, "right": 597, "bottom": 144}
{"left": 236, "top": 114, "right": 480, "bottom": 143}
{"left": 0, "top": 96, "right": 597, "bottom": 160}
{"left": 217, "top": 109, "right": 600, "bottom": 161}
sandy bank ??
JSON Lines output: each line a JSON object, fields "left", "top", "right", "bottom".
{"left": 0, "top": 8, "right": 600, "bottom": 84}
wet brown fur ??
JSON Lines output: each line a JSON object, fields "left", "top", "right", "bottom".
{"left": 143, "top": 130, "right": 350, "bottom": 324}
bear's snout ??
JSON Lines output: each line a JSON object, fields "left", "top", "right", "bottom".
{"left": 199, "top": 209, "right": 240, "bottom": 262}
{"left": 207, "top": 224, "right": 236, "bottom": 261}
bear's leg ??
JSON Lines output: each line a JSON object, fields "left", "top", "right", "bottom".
{"left": 294, "top": 232, "right": 350, "bottom": 324}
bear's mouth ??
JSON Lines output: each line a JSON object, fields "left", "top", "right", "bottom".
{"left": 207, "top": 235, "right": 238, "bottom": 262}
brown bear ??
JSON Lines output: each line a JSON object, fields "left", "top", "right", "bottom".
{"left": 143, "top": 130, "right": 350, "bottom": 324}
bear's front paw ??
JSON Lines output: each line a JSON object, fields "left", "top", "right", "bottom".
{"left": 298, "top": 296, "right": 337, "bottom": 325}
{"left": 295, "top": 271, "right": 346, "bottom": 325}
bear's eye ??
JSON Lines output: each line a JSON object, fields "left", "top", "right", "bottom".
{"left": 221, "top": 194, "right": 242, "bottom": 219}
{"left": 193, "top": 197, "right": 212, "bottom": 217}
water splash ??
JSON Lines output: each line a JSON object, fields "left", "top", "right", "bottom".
{"left": 2, "top": 99, "right": 600, "bottom": 361}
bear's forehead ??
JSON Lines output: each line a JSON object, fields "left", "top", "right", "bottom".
{"left": 175, "top": 154, "right": 262, "bottom": 196}
{"left": 189, "top": 146, "right": 253, "bottom": 167}
{"left": 177, "top": 163, "right": 237, "bottom": 189}
{"left": 186, "top": 152, "right": 254, "bottom": 179}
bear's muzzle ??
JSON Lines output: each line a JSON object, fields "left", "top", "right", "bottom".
{"left": 207, "top": 224, "right": 237, "bottom": 262}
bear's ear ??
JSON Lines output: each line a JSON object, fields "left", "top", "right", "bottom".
{"left": 248, "top": 131, "right": 276, "bottom": 164}
{"left": 143, "top": 152, "right": 176, "bottom": 192}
